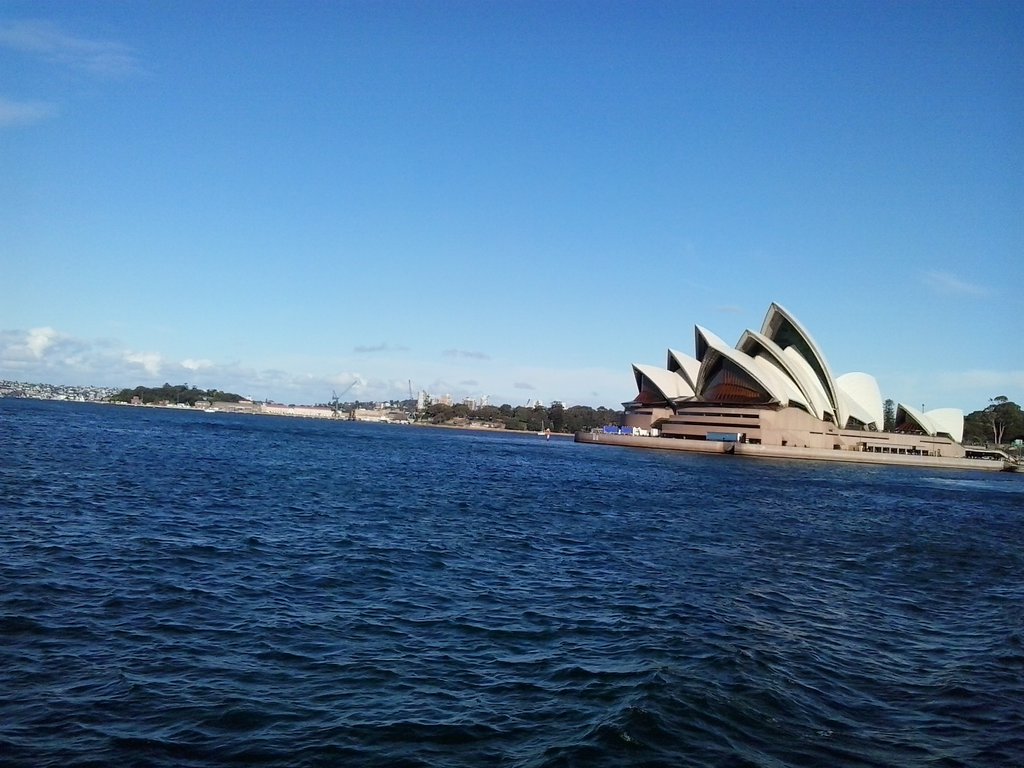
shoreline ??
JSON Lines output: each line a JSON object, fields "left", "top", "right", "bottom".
{"left": 407, "top": 422, "right": 575, "bottom": 438}
{"left": 7, "top": 397, "right": 580, "bottom": 436}
{"left": 575, "top": 431, "right": 1020, "bottom": 472}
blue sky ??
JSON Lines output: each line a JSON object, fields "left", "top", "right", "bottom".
{"left": 2, "top": 1, "right": 1021, "bottom": 411}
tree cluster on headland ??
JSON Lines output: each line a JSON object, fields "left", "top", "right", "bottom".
{"left": 109, "top": 383, "right": 245, "bottom": 406}
{"left": 416, "top": 401, "right": 623, "bottom": 433}
{"left": 963, "top": 396, "right": 1024, "bottom": 446}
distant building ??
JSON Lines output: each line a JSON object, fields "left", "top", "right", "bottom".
{"left": 212, "top": 400, "right": 258, "bottom": 414}
{"left": 260, "top": 403, "right": 335, "bottom": 419}
{"left": 352, "top": 407, "right": 410, "bottom": 423}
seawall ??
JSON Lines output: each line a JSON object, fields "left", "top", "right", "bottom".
{"left": 574, "top": 431, "right": 1018, "bottom": 472}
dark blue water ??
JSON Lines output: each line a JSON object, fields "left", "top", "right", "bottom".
{"left": 1, "top": 399, "right": 1022, "bottom": 767}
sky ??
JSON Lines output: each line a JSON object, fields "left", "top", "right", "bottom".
{"left": 1, "top": 1, "right": 1021, "bottom": 412}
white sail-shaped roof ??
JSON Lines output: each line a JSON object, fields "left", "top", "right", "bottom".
{"left": 835, "top": 372, "right": 883, "bottom": 430}
{"left": 749, "top": 354, "right": 810, "bottom": 411}
{"left": 737, "top": 330, "right": 826, "bottom": 419}
{"left": 761, "top": 303, "right": 846, "bottom": 426}
{"left": 838, "top": 389, "right": 878, "bottom": 430}
{"left": 896, "top": 403, "right": 929, "bottom": 434}
{"left": 781, "top": 346, "right": 837, "bottom": 422}
{"left": 925, "top": 407, "right": 964, "bottom": 443}
{"left": 632, "top": 364, "right": 695, "bottom": 401}
{"left": 667, "top": 348, "right": 701, "bottom": 391}
{"left": 895, "top": 404, "right": 964, "bottom": 443}
{"left": 693, "top": 326, "right": 790, "bottom": 405}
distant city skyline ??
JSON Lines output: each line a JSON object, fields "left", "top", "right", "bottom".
{"left": 2, "top": 2, "right": 1021, "bottom": 412}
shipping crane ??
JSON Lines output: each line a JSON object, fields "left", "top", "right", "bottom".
{"left": 330, "top": 379, "right": 358, "bottom": 419}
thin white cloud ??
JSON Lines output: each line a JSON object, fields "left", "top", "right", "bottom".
{"left": 514, "top": 381, "right": 535, "bottom": 390}
{"left": 354, "top": 342, "right": 408, "bottom": 354}
{"left": 0, "top": 19, "right": 139, "bottom": 77}
{"left": 0, "top": 96, "right": 58, "bottom": 127}
{"left": 923, "top": 270, "right": 988, "bottom": 297}
{"left": 442, "top": 349, "right": 490, "bottom": 360}
{"left": 181, "top": 358, "right": 214, "bottom": 371}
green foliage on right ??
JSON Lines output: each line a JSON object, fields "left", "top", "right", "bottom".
{"left": 963, "top": 396, "right": 1023, "bottom": 446}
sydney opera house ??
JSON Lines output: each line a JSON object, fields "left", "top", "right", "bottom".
{"left": 581, "top": 303, "right": 1015, "bottom": 470}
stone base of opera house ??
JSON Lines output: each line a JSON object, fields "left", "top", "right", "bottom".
{"left": 573, "top": 411, "right": 1019, "bottom": 473}
{"left": 573, "top": 429, "right": 1019, "bottom": 473}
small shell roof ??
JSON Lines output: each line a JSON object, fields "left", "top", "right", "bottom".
{"left": 897, "top": 403, "right": 964, "bottom": 443}
{"left": 632, "top": 364, "right": 695, "bottom": 400}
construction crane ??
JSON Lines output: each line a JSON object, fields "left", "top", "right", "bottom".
{"left": 330, "top": 379, "right": 358, "bottom": 419}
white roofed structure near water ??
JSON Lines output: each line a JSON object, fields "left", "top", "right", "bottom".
{"left": 626, "top": 302, "right": 966, "bottom": 446}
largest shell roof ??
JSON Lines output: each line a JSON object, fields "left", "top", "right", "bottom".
{"left": 630, "top": 302, "right": 964, "bottom": 441}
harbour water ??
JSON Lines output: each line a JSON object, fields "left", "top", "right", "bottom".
{"left": 1, "top": 398, "right": 1022, "bottom": 767}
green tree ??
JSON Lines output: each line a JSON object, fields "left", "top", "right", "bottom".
{"left": 984, "top": 395, "right": 1022, "bottom": 445}
{"left": 476, "top": 405, "right": 501, "bottom": 422}
{"left": 548, "top": 402, "right": 565, "bottom": 432}
{"left": 964, "top": 396, "right": 1024, "bottom": 445}
{"left": 962, "top": 413, "right": 989, "bottom": 445}
{"left": 883, "top": 399, "right": 896, "bottom": 432}
{"left": 428, "top": 404, "right": 454, "bottom": 424}
{"left": 410, "top": 400, "right": 623, "bottom": 432}
{"left": 511, "top": 406, "right": 544, "bottom": 432}
{"left": 109, "top": 383, "right": 243, "bottom": 405}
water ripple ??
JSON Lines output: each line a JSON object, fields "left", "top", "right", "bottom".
{"left": 1, "top": 399, "right": 1022, "bottom": 766}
